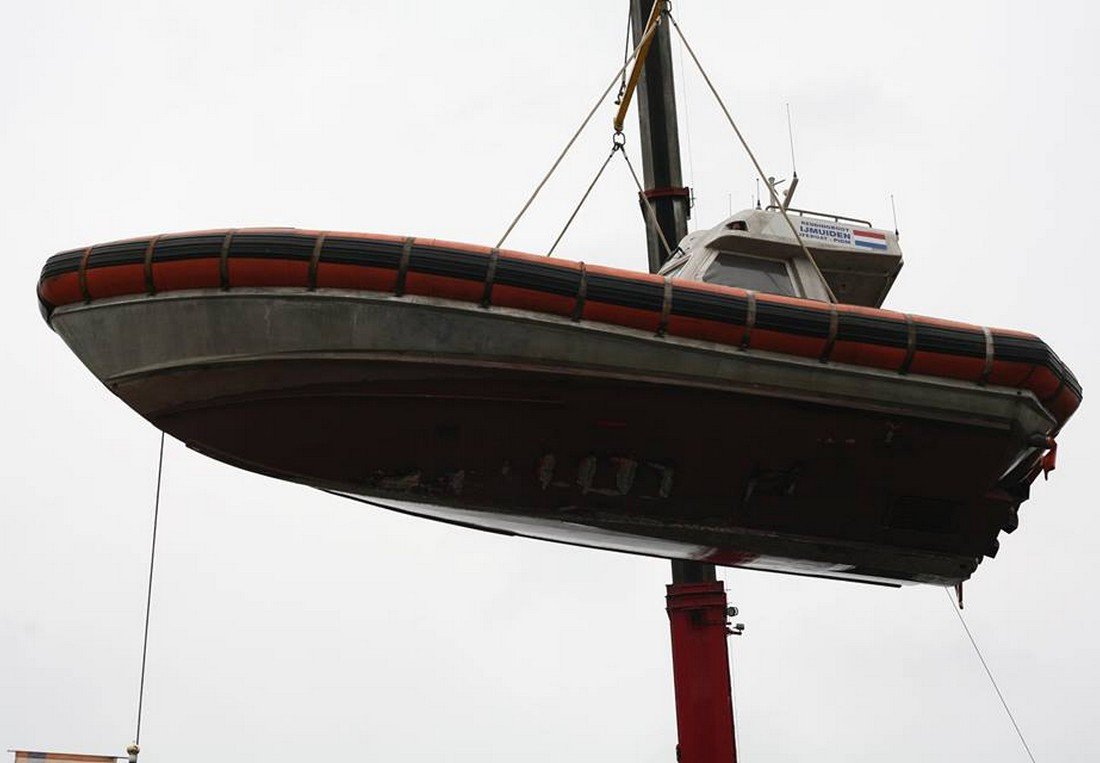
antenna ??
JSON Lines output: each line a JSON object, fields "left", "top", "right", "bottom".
{"left": 754, "top": 178, "right": 761, "bottom": 210}
{"left": 728, "top": 192, "right": 732, "bottom": 216}
{"left": 890, "top": 194, "right": 900, "bottom": 237}
{"left": 782, "top": 103, "right": 799, "bottom": 210}
{"left": 786, "top": 102, "right": 798, "bottom": 178}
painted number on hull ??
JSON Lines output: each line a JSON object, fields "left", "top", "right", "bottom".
{"left": 537, "top": 454, "right": 673, "bottom": 499}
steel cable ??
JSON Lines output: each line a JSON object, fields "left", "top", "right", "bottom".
{"left": 496, "top": 17, "right": 662, "bottom": 249}
{"left": 547, "top": 145, "right": 619, "bottom": 257}
{"left": 133, "top": 431, "right": 166, "bottom": 754}
{"left": 620, "top": 146, "right": 675, "bottom": 260}
{"left": 943, "top": 587, "right": 1038, "bottom": 762}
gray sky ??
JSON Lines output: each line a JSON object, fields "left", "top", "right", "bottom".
{"left": 2, "top": 1, "right": 1097, "bottom": 760}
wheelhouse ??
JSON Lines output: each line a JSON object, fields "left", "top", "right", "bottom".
{"left": 661, "top": 208, "right": 904, "bottom": 307}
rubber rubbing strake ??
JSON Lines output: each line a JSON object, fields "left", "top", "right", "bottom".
{"left": 572, "top": 262, "right": 588, "bottom": 322}
{"left": 143, "top": 236, "right": 161, "bottom": 296}
{"left": 308, "top": 233, "right": 326, "bottom": 291}
{"left": 899, "top": 314, "right": 917, "bottom": 375}
{"left": 481, "top": 248, "right": 499, "bottom": 308}
{"left": 395, "top": 237, "right": 414, "bottom": 297}
{"left": 219, "top": 230, "right": 235, "bottom": 290}
{"left": 740, "top": 290, "right": 756, "bottom": 350}
{"left": 656, "top": 276, "right": 673, "bottom": 336}
{"left": 78, "top": 246, "right": 94, "bottom": 303}
{"left": 820, "top": 304, "right": 839, "bottom": 363}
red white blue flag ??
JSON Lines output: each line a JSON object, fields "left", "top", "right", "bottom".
{"left": 851, "top": 229, "right": 888, "bottom": 251}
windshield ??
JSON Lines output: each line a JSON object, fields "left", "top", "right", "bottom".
{"left": 702, "top": 252, "right": 797, "bottom": 297}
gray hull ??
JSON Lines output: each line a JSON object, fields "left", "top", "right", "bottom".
{"left": 50, "top": 288, "right": 1053, "bottom": 585}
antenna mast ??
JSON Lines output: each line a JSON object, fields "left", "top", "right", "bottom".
{"left": 783, "top": 103, "right": 799, "bottom": 209}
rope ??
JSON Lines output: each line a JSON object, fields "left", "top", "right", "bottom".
{"left": 547, "top": 144, "right": 619, "bottom": 257}
{"left": 134, "top": 431, "right": 166, "bottom": 752}
{"left": 666, "top": 12, "right": 837, "bottom": 303}
{"left": 943, "top": 588, "right": 1038, "bottom": 763}
{"left": 620, "top": 146, "right": 675, "bottom": 260}
{"left": 496, "top": 19, "right": 662, "bottom": 249}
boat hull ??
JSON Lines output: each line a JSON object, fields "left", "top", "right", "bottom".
{"left": 50, "top": 288, "right": 1055, "bottom": 585}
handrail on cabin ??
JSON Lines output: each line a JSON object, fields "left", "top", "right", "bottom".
{"left": 765, "top": 205, "right": 874, "bottom": 228}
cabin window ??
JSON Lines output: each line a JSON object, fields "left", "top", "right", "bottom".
{"left": 703, "top": 252, "right": 797, "bottom": 296}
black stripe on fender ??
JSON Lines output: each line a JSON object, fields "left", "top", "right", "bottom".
{"left": 1046, "top": 351, "right": 1082, "bottom": 398}
{"left": 229, "top": 232, "right": 315, "bottom": 261}
{"left": 408, "top": 245, "right": 489, "bottom": 282}
{"left": 41, "top": 248, "right": 85, "bottom": 279}
{"left": 755, "top": 300, "right": 831, "bottom": 337}
{"left": 914, "top": 323, "right": 986, "bottom": 358}
{"left": 992, "top": 333, "right": 1058, "bottom": 366}
{"left": 495, "top": 257, "right": 582, "bottom": 298}
{"left": 83, "top": 240, "right": 149, "bottom": 270}
{"left": 321, "top": 236, "right": 403, "bottom": 269}
{"left": 670, "top": 285, "right": 750, "bottom": 324}
{"left": 585, "top": 272, "right": 664, "bottom": 311}
{"left": 838, "top": 313, "right": 908, "bottom": 348}
{"left": 152, "top": 233, "right": 225, "bottom": 263}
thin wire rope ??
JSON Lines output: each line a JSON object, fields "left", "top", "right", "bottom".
{"left": 134, "top": 431, "right": 166, "bottom": 746}
{"left": 496, "top": 19, "right": 661, "bottom": 249}
{"left": 942, "top": 588, "right": 1037, "bottom": 763}
{"left": 547, "top": 145, "right": 619, "bottom": 257}
{"left": 620, "top": 147, "right": 675, "bottom": 259}
{"left": 666, "top": 12, "right": 837, "bottom": 303}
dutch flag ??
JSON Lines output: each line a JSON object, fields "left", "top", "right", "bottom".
{"left": 852, "top": 229, "right": 889, "bottom": 251}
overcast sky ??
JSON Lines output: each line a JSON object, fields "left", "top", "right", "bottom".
{"left": 2, "top": 1, "right": 1097, "bottom": 761}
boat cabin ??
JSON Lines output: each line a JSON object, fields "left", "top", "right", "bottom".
{"left": 660, "top": 207, "right": 903, "bottom": 307}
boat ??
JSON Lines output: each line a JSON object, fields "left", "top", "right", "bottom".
{"left": 36, "top": 206, "right": 1080, "bottom": 587}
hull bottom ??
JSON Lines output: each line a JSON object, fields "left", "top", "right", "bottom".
{"left": 126, "top": 358, "right": 1015, "bottom": 585}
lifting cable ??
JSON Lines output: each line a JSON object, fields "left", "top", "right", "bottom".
{"left": 943, "top": 588, "right": 1038, "bottom": 762}
{"left": 548, "top": 2, "right": 672, "bottom": 259}
{"left": 620, "top": 145, "right": 675, "bottom": 259}
{"left": 128, "top": 431, "right": 166, "bottom": 762}
{"left": 547, "top": 135, "right": 674, "bottom": 261}
{"left": 665, "top": 11, "right": 837, "bottom": 303}
{"left": 496, "top": 13, "right": 663, "bottom": 249}
{"left": 547, "top": 142, "right": 619, "bottom": 257}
